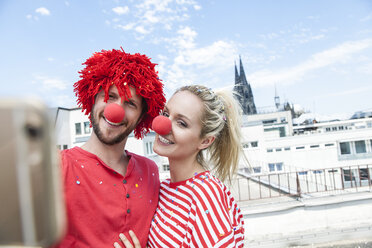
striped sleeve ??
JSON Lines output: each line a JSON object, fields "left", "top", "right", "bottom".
{"left": 190, "top": 174, "right": 245, "bottom": 248}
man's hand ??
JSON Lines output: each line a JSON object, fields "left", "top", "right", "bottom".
{"left": 113, "top": 230, "right": 141, "bottom": 248}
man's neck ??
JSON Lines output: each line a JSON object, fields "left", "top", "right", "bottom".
{"left": 81, "top": 134, "right": 129, "bottom": 176}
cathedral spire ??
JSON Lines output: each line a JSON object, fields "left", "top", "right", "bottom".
{"left": 234, "top": 56, "right": 257, "bottom": 115}
{"left": 235, "top": 61, "right": 239, "bottom": 83}
{"left": 239, "top": 55, "right": 247, "bottom": 83}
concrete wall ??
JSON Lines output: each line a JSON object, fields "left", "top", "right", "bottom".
{"left": 242, "top": 192, "right": 372, "bottom": 247}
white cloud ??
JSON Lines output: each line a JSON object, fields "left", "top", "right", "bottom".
{"left": 193, "top": 4, "right": 201, "bottom": 10}
{"left": 360, "top": 13, "right": 372, "bottom": 22}
{"left": 143, "top": 10, "right": 160, "bottom": 23}
{"left": 116, "top": 23, "right": 135, "bottom": 31}
{"left": 358, "top": 61, "right": 372, "bottom": 74}
{"left": 111, "top": 0, "right": 198, "bottom": 38}
{"left": 316, "top": 85, "right": 372, "bottom": 99}
{"left": 248, "top": 39, "right": 372, "bottom": 87}
{"left": 34, "top": 75, "right": 67, "bottom": 90}
{"left": 135, "top": 25, "right": 149, "bottom": 34}
{"left": 298, "top": 34, "right": 325, "bottom": 44}
{"left": 159, "top": 26, "right": 238, "bottom": 91}
{"left": 112, "top": 6, "right": 129, "bottom": 15}
{"left": 35, "top": 7, "right": 50, "bottom": 16}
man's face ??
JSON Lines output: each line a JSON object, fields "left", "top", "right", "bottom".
{"left": 91, "top": 85, "right": 144, "bottom": 145}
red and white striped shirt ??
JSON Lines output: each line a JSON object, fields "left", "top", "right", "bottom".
{"left": 148, "top": 171, "right": 244, "bottom": 248}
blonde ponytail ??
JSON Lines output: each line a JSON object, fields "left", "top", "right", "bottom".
{"left": 175, "top": 85, "right": 244, "bottom": 182}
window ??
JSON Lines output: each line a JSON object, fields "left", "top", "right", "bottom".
{"left": 325, "top": 143, "right": 334, "bottom": 147}
{"left": 243, "top": 143, "right": 249, "bottom": 149}
{"left": 63, "top": 145, "right": 68, "bottom": 150}
{"left": 263, "top": 119, "right": 276, "bottom": 124}
{"left": 326, "top": 127, "right": 331, "bottom": 132}
{"left": 253, "top": 167, "right": 261, "bottom": 173}
{"left": 250, "top": 141, "right": 258, "bottom": 147}
{"left": 268, "top": 163, "right": 283, "bottom": 172}
{"left": 75, "top": 123, "right": 82, "bottom": 135}
{"left": 313, "top": 170, "right": 322, "bottom": 174}
{"left": 298, "top": 171, "right": 308, "bottom": 175}
{"left": 146, "top": 142, "right": 154, "bottom": 155}
{"left": 343, "top": 169, "right": 355, "bottom": 182}
{"left": 338, "top": 126, "right": 344, "bottom": 130}
{"left": 276, "top": 163, "right": 283, "bottom": 171}
{"left": 280, "top": 117, "right": 286, "bottom": 123}
{"left": 84, "top": 121, "right": 91, "bottom": 134}
{"left": 279, "top": 127, "right": 286, "bottom": 137}
{"left": 284, "top": 147, "right": 290, "bottom": 151}
{"left": 340, "top": 142, "right": 351, "bottom": 155}
{"left": 328, "top": 169, "right": 338, "bottom": 173}
{"left": 310, "top": 145, "right": 319, "bottom": 148}
{"left": 163, "top": 164, "right": 170, "bottom": 171}
{"left": 296, "top": 146, "right": 305, "bottom": 150}
{"left": 275, "top": 148, "right": 282, "bottom": 152}
{"left": 267, "top": 149, "right": 273, "bottom": 153}
{"left": 360, "top": 168, "right": 369, "bottom": 181}
{"left": 57, "top": 145, "right": 61, "bottom": 150}
{"left": 355, "top": 140, "right": 366, "bottom": 154}
{"left": 268, "top": 163, "right": 275, "bottom": 172}
{"left": 332, "top": 127, "right": 337, "bottom": 131}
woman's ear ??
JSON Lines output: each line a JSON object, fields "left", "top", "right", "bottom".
{"left": 198, "top": 136, "right": 215, "bottom": 150}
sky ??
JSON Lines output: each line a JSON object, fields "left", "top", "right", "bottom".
{"left": 0, "top": 0, "right": 371, "bottom": 118}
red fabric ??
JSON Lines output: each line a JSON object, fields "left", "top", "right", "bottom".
{"left": 74, "top": 48, "right": 166, "bottom": 139}
{"left": 54, "top": 147, "right": 160, "bottom": 248}
{"left": 148, "top": 171, "right": 245, "bottom": 248}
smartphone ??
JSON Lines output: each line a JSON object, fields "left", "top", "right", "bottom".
{"left": 0, "top": 98, "right": 66, "bottom": 247}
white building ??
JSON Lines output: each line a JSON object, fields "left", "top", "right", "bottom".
{"left": 52, "top": 106, "right": 372, "bottom": 187}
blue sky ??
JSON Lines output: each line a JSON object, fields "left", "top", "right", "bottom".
{"left": 0, "top": 0, "right": 371, "bottom": 117}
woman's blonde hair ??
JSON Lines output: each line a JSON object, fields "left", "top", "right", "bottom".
{"left": 174, "top": 85, "right": 244, "bottom": 182}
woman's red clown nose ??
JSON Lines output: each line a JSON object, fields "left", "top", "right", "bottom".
{"left": 152, "top": 115, "right": 172, "bottom": 135}
{"left": 104, "top": 103, "right": 125, "bottom": 124}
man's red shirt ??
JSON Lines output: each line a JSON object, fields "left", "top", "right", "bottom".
{"left": 55, "top": 147, "right": 160, "bottom": 248}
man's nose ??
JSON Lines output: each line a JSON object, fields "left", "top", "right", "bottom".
{"left": 104, "top": 103, "right": 125, "bottom": 123}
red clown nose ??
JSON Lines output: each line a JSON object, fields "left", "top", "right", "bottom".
{"left": 104, "top": 103, "right": 125, "bottom": 124}
{"left": 152, "top": 115, "right": 172, "bottom": 135}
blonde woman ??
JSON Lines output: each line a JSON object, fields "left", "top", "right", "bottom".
{"left": 115, "top": 85, "right": 245, "bottom": 248}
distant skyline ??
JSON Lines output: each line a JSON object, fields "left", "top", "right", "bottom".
{"left": 0, "top": 0, "right": 371, "bottom": 117}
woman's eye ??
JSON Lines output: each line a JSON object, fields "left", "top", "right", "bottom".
{"left": 162, "top": 112, "right": 169, "bottom": 117}
{"left": 178, "top": 121, "right": 187, "bottom": 128}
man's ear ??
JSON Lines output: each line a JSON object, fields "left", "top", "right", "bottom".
{"left": 198, "top": 136, "right": 215, "bottom": 150}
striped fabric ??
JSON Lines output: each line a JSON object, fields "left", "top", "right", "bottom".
{"left": 148, "top": 171, "right": 244, "bottom": 248}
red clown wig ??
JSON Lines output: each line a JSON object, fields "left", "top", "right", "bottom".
{"left": 74, "top": 48, "right": 166, "bottom": 139}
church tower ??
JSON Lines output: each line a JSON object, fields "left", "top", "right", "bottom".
{"left": 234, "top": 56, "right": 257, "bottom": 115}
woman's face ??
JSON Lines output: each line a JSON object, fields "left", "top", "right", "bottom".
{"left": 153, "top": 90, "right": 209, "bottom": 160}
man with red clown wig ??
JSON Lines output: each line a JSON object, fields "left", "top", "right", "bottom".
{"left": 54, "top": 48, "right": 166, "bottom": 248}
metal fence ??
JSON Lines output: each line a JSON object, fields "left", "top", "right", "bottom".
{"left": 233, "top": 164, "right": 372, "bottom": 201}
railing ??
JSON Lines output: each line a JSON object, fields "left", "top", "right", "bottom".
{"left": 233, "top": 164, "right": 372, "bottom": 201}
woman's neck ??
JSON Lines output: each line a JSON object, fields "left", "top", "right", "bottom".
{"left": 168, "top": 156, "right": 205, "bottom": 183}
